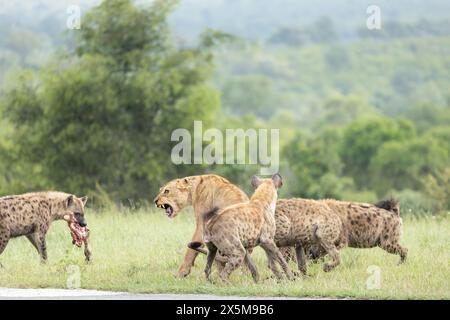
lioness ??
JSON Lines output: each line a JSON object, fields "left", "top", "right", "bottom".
{"left": 153, "top": 174, "right": 248, "bottom": 277}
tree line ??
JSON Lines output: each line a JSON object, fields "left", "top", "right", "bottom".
{"left": 0, "top": 0, "right": 449, "bottom": 215}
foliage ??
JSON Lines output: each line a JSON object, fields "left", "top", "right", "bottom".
{"left": 369, "top": 136, "right": 449, "bottom": 195}
{"left": 0, "top": 1, "right": 449, "bottom": 212}
{"left": 340, "top": 117, "right": 415, "bottom": 188}
{"left": 283, "top": 130, "right": 352, "bottom": 199}
{"left": 423, "top": 167, "right": 450, "bottom": 213}
{"left": 0, "top": 0, "right": 220, "bottom": 199}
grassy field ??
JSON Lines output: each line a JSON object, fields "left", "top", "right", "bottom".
{"left": 0, "top": 208, "right": 449, "bottom": 299}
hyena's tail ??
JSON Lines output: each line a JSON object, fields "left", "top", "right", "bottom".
{"left": 311, "top": 223, "right": 320, "bottom": 242}
{"left": 374, "top": 198, "right": 400, "bottom": 215}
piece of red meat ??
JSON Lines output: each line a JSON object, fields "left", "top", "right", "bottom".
{"left": 63, "top": 212, "right": 89, "bottom": 247}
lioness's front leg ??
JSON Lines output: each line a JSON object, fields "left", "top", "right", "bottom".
{"left": 177, "top": 223, "right": 202, "bottom": 277}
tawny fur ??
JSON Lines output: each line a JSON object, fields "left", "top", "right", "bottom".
{"left": 153, "top": 174, "right": 249, "bottom": 277}
{"left": 0, "top": 192, "right": 90, "bottom": 263}
{"left": 200, "top": 174, "right": 294, "bottom": 284}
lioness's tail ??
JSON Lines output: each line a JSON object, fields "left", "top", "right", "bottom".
{"left": 375, "top": 198, "right": 400, "bottom": 215}
{"left": 188, "top": 241, "right": 207, "bottom": 255}
{"left": 187, "top": 207, "right": 221, "bottom": 256}
{"left": 203, "top": 206, "right": 220, "bottom": 222}
{"left": 187, "top": 241, "right": 229, "bottom": 263}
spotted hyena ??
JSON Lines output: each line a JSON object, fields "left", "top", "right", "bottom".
{"left": 318, "top": 199, "right": 407, "bottom": 264}
{"left": 190, "top": 174, "right": 294, "bottom": 284}
{"left": 0, "top": 192, "right": 88, "bottom": 263}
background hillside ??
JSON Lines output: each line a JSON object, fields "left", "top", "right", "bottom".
{"left": 0, "top": 0, "right": 449, "bottom": 215}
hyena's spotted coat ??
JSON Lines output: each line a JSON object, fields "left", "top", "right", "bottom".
{"left": 274, "top": 199, "right": 345, "bottom": 274}
{"left": 0, "top": 192, "right": 88, "bottom": 263}
{"left": 319, "top": 199, "right": 407, "bottom": 263}
{"left": 190, "top": 174, "right": 294, "bottom": 284}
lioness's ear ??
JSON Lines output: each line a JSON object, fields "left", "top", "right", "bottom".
{"left": 179, "top": 177, "right": 191, "bottom": 188}
{"left": 80, "top": 196, "right": 88, "bottom": 206}
{"left": 65, "top": 195, "right": 74, "bottom": 208}
{"left": 272, "top": 173, "right": 283, "bottom": 189}
{"left": 251, "top": 175, "right": 262, "bottom": 188}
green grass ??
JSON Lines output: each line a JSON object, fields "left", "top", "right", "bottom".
{"left": 0, "top": 209, "right": 449, "bottom": 299}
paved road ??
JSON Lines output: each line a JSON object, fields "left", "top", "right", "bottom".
{"left": 0, "top": 287, "right": 314, "bottom": 300}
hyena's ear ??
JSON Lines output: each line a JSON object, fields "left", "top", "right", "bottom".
{"left": 251, "top": 175, "right": 262, "bottom": 188}
{"left": 272, "top": 173, "right": 283, "bottom": 189}
{"left": 80, "top": 196, "right": 88, "bottom": 206}
{"left": 65, "top": 195, "right": 74, "bottom": 208}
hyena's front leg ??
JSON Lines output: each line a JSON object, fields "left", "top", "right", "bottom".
{"left": 84, "top": 238, "right": 92, "bottom": 262}
{"left": 244, "top": 252, "right": 259, "bottom": 283}
{"left": 26, "top": 232, "right": 47, "bottom": 262}
{"left": 204, "top": 242, "right": 217, "bottom": 282}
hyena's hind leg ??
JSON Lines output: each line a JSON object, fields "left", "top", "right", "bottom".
{"left": 294, "top": 245, "right": 307, "bottom": 275}
{"left": 204, "top": 242, "right": 218, "bottom": 282}
{"left": 379, "top": 228, "right": 408, "bottom": 264}
{"left": 315, "top": 230, "right": 341, "bottom": 272}
{"left": 319, "top": 241, "right": 341, "bottom": 272}
{"left": 279, "top": 246, "right": 296, "bottom": 264}
{"left": 26, "top": 231, "right": 48, "bottom": 262}
{"left": 219, "top": 242, "right": 246, "bottom": 285}
{"left": 244, "top": 252, "right": 259, "bottom": 283}
{"left": 0, "top": 224, "right": 11, "bottom": 267}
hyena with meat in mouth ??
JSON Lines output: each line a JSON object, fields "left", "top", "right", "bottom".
{"left": 0, "top": 192, "right": 90, "bottom": 264}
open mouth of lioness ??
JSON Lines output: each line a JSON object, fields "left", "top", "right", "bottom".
{"left": 157, "top": 203, "right": 174, "bottom": 218}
